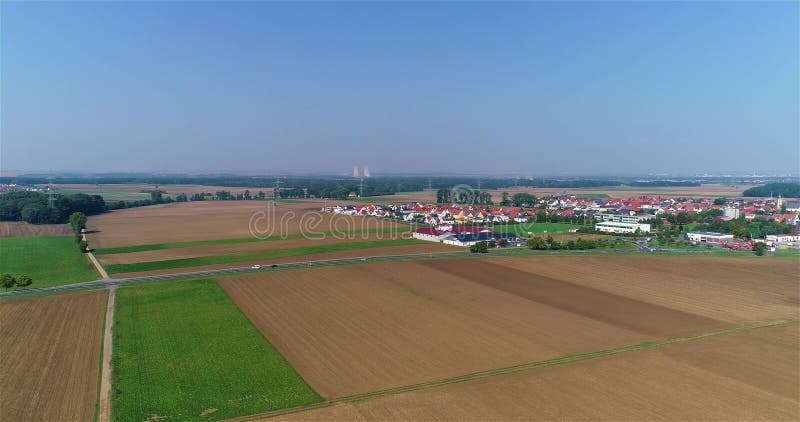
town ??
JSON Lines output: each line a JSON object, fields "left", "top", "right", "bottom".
{"left": 326, "top": 193, "right": 800, "bottom": 251}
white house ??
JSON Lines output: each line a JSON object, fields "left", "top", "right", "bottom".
{"left": 595, "top": 221, "right": 651, "bottom": 234}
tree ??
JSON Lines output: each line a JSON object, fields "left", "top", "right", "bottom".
{"left": 79, "top": 240, "right": 89, "bottom": 253}
{"left": 753, "top": 242, "right": 767, "bottom": 256}
{"left": 527, "top": 236, "right": 548, "bottom": 250}
{"left": 499, "top": 239, "right": 509, "bottom": 247}
{"left": 175, "top": 193, "right": 188, "bottom": 202}
{"left": 511, "top": 193, "right": 537, "bottom": 207}
{"left": 1, "top": 274, "right": 16, "bottom": 291}
{"left": 69, "top": 212, "right": 87, "bottom": 235}
{"left": 713, "top": 197, "right": 727, "bottom": 205}
{"left": 150, "top": 190, "right": 164, "bottom": 203}
{"left": 16, "top": 274, "right": 32, "bottom": 287}
{"left": 501, "top": 192, "right": 511, "bottom": 206}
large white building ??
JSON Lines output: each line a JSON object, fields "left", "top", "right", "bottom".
{"left": 686, "top": 231, "right": 734, "bottom": 244}
{"left": 595, "top": 221, "right": 651, "bottom": 234}
{"left": 594, "top": 213, "right": 653, "bottom": 224}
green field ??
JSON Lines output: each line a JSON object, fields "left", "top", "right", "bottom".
{"left": 105, "top": 238, "right": 428, "bottom": 274}
{"left": 0, "top": 236, "right": 98, "bottom": 289}
{"left": 95, "top": 226, "right": 411, "bottom": 255}
{"left": 113, "top": 278, "right": 321, "bottom": 421}
{"left": 490, "top": 222, "right": 583, "bottom": 236}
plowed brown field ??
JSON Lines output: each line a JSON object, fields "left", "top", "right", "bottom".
{"left": 218, "top": 256, "right": 793, "bottom": 399}
{"left": 272, "top": 323, "right": 799, "bottom": 421}
{"left": 0, "top": 221, "right": 72, "bottom": 237}
{"left": 88, "top": 201, "right": 403, "bottom": 249}
{"left": 0, "top": 291, "right": 106, "bottom": 421}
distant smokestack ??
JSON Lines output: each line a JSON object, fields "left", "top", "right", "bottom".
{"left": 353, "top": 166, "right": 360, "bottom": 178}
{"left": 363, "top": 166, "right": 371, "bottom": 177}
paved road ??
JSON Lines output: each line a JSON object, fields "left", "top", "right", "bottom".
{"left": 0, "top": 247, "right": 749, "bottom": 299}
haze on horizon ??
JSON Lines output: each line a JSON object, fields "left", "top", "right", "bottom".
{"left": 1, "top": 2, "right": 798, "bottom": 176}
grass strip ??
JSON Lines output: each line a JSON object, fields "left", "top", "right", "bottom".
{"left": 227, "top": 319, "right": 798, "bottom": 421}
{"left": 112, "top": 279, "right": 321, "bottom": 421}
{"left": 104, "top": 239, "right": 427, "bottom": 274}
{"left": 95, "top": 227, "right": 410, "bottom": 255}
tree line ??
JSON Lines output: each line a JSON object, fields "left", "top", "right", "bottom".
{"left": 742, "top": 183, "right": 800, "bottom": 198}
{"left": 0, "top": 191, "right": 106, "bottom": 224}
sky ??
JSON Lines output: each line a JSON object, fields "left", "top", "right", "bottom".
{"left": 1, "top": 1, "right": 798, "bottom": 176}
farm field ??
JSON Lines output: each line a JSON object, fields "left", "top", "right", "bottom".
{"left": 112, "top": 278, "right": 321, "bottom": 421}
{"left": 489, "top": 255, "right": 799, "bottom": 324}
{"left": 87, "top": 200, "right": 404, "bottom": 249}
{"left": 216, "top": 255, "right": 791, "bottom": 399}
{"left": 95, "top": 227, "right": 413, "bottom": 261}
{"left": 0, "top": 236, "right": 99, "bottom": 288}
{"left": 0, "top": 291, "right": 106, "bottom": 421}
{"left": 110, "top": 242, "right": 460, "bottom": 278}
{"left": 273, "top": 322, "right": 799, "bottom": 421}
{"left": 103, "top": 238, "right": 433, "bottom": 274}
{"left": 486, "top": 183, "right": 757, "bottom": 199}
{"left": 49, "top": 183, "right": 264, "bottom": 199}
{"left": 490, "top": 222, "right": 582, "bottom": 235}
{"left": 0, "top": 221, "right": 73, "bottom": 237}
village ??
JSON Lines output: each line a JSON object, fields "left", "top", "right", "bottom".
{"left": 325, "top": 194, "right": 800, "bottom": 250}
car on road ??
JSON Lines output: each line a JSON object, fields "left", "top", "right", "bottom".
{"left": 271, "top": 264, "right": 279, "bottom": 268}
{"left": 251, "top": 265, "right": 261, "bottom": 269}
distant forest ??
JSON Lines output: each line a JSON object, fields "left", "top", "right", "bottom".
{"left": 742, "top": 183, "right": 800, "bottom": 198}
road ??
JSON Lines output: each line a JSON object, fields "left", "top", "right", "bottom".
{"left": 0, "top": 247, "right": 750, "bottom": 299}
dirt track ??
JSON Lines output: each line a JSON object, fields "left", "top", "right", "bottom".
{"left": 0, "top": 291, "right": 106, "bottom": 421}
{"left": 272, "top": 323, "right": 799, "bottom": 421}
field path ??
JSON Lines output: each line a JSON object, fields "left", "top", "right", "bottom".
{"left": 98, "top": 286, "right": 116, "bottom": 422}
{"left": 84, "top": 232, "right": 110, "bottom": 279}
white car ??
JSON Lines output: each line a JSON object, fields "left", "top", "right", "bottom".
{"left": 251, "top": 265, "right": 261, "bottom": 269}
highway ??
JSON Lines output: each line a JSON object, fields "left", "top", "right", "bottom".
{"left": 0, "top": 246, "right": 748, "bottom": 299}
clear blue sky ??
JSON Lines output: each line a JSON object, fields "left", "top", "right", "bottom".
{"left": 2, "top": 1, "right": 797, "bottom": 176}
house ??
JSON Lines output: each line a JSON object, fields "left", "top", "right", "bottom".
{"left": 412, "top": 228, "right": 449, "bottom": 242}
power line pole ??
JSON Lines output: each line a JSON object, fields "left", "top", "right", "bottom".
{"left": 273, "top": 178, "right": 283, "bottom": 203}
{"left": 47, "top": 176, "right": 56, "bottom": 208}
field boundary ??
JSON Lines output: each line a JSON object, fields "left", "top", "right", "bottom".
{"left": 97, "top": 287, "right": 115, "bottom": 422}
{"left": 225, "top": 319, "right": 799, "bottom": 421}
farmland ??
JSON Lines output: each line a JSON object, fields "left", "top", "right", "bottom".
{"left": 89, "top": 200, "right": 456, "bottom": 275}
{"left": 486, "top": 183, "right": 757, "bottom": 199}
{"left": 0, "top": 291, "right": 106, "bottom": 421}
{"left": 0, "top": 221, "right": 73, "bottom": 237}
{"left": 0, "top": 236, "right": 99, "bottom": 288}
{"left": 112, "top": 278, "right": 321, "bottom": 421}
{"left": 273, "top": 322, "right": 799, "bottom": 421}
{"left": 218, "top": 255, "right": 797, "bottom": 399}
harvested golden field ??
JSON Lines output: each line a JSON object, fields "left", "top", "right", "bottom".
{"left": 87, "top": 200, "right": 402, "bottom": 248}
{"left": 273, "top": 323, "right": 799, "bottom": 421}
{"left": 0, "top": 291, "right": 106, "bottom": 421}
{"left": 0, "top": 221, "right": 72, "bottom": 237}
{"left": 217, "top": 255, "right": 787, "bottom": 399}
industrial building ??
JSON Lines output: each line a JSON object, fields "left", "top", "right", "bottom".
{"left": 595, "top": 221, "right": 651, "bottom": 234}
{"left": 686, "top": 231, "right": 734, "bottom": 244}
